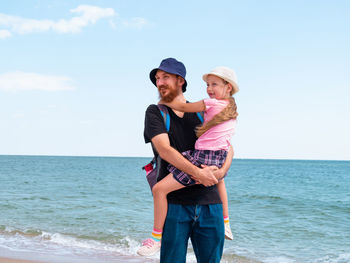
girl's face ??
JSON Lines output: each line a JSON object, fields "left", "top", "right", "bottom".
{"left": 206, "top": 75, "right": 231, "bottom": 99}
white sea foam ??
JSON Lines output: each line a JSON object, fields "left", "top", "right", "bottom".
{"left": 314, "top": 253, "right": 350, "bottom": 263}
{"left": 0, "top": 231, "right": 222, "bottom": 262}
{"left": 0, "top": 232, "right": 158, "bottom": 262}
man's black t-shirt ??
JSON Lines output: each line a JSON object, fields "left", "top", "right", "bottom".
{"left": 144, "top": 104, "right": 222, "bottom": 205}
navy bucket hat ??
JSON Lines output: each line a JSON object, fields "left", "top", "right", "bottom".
{"left": 149, "top": 58, "right": 187, "bottom": 92}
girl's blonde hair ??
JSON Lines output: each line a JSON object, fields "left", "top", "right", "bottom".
{"left": 196, "top": 96, "right": 238, "bottom": 138}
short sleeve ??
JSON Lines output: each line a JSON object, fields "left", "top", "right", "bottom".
{"left": 203, "top": 98, "right": 219, "bottom": 111}
{"left": 144, "top": 104, "right": 167, "bottom": 143}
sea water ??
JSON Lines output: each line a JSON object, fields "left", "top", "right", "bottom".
{"left": 0, "top": 155, "right": 349, "bottom": 263}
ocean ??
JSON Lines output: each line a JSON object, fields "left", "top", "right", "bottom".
{"left": 0, "top": 155, "right": 349, "bottom": 263}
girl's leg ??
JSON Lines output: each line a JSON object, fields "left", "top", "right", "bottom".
{"left": 137, "top": 174, "right": 185, "bottom": 256}
{"left": 217, "top": 179, "right": 233, "bottom": 240}
{"left": 217, "top": 179, "right": 229, "bottom": 218}
{"left": 152, "top": 173, "right": 185, "bottom": 231}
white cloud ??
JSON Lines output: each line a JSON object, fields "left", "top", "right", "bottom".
{"left": 53, "top": 5, "right": 115, "bottom": 33}
{"left": 122, "top": 17, "right": 149, "bottom": 29}
{"left": 0, "top": 71, "right": 75, "bottom": 91}
{"left": 0, "top": 29, "right": 11, "bottom": 39}
{"left": 0, "top": 5, "right": 115, "bottom": 36}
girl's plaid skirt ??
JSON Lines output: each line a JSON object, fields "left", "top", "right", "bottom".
{"left": 167, "top": 149, "right": 228, "bottom": 186}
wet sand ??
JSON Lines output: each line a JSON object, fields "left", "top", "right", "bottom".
{"left": 0, "top": 258, "right": 46, "bottom": 263}
{"left": 0, "top": 254, "right": 157, "bottom": 263}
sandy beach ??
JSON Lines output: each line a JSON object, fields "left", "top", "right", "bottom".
{"left": 0, "top": 248, "right": 158, "bottom": 263}
{"left": 0, "top": 258, "right": 46, "bottom": 263}
{"left": 0, "top": 256, "right": 155, "bottom": 263}
{"left": 0, "top": 255, "right": 258, "bottom": 263}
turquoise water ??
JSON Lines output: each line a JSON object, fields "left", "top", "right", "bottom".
{"left": 0, "top": 155, "right": 349, "bottom": 262}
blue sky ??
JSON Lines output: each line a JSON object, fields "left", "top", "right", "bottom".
{"left": 1, "top": 0, "right": 349, "bottom": 160}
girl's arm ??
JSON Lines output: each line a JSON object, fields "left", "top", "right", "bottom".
{"left": 160, "top": 99, "right": 205, "bottom": 113}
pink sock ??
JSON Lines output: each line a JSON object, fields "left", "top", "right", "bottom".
{"left": 151, "top": 228, "right": 162, "bottom": 242}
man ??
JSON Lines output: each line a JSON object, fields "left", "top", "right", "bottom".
{"left": 143, "top": 58, "right": 233, "bottom": 262}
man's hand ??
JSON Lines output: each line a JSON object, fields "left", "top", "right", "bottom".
{"left": 192, "top": 165, "right": 218, "bottom": 187}
{"left": 212, "top": 145, "right": 234, "bottom": 180}
{"left": 200, "top": 165, "right": 226, "bottom": 181}
{"left": 213, "top": 167, "right": 226, "bottom": 180}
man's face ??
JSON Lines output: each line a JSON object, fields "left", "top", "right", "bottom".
{"left": 155, "top": 70, "right": 181, "bottom": 102}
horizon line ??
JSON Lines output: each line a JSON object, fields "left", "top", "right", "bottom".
{"left": 0, "top": 154, "right": 349, "bottom": 162}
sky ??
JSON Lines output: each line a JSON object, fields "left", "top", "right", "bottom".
{"left": 0, "top": 0, "right": 349, "bottom": 160}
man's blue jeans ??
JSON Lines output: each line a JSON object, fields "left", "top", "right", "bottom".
{"left": 160, "top": 203, "right": 224, "bottom": 263}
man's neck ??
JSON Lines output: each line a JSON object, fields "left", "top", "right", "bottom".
{"left": 172, "top": 93, "right": 186, "bottom": 103}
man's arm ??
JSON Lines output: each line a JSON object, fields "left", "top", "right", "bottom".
{"left": 151, "top": 133, "right": 218, "bottom": 186}
{"left": 213, "top": 145, "right": 234, "bottom": 180}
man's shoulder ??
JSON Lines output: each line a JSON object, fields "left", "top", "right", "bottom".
{"left": 146, "top": 104, "right": 172, "bottom": 118}
{"left": 146, "top": 104, "right": 158, "bottom": 112}
{"left": 145, "top": 104, "right": 162, "bottom": 117}
{"left": 144, "top": 104, "right": 168, "bottom": 143}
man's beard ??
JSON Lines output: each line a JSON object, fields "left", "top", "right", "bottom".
{"left": 158, "top": 85, "right": 180, "bottom": 103}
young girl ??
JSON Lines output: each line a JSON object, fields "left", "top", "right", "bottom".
{"left": 138, "top": 66, "right": 239, "bottom": 256}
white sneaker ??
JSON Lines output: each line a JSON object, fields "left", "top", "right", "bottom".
{"left": 225, "top": 222, "right": 233, "bottom": 240}
{"left": 137, "top": 238, "right": 161, "bottom": 256}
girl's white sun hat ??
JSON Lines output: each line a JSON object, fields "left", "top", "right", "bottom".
{"left": 202, "top": 66, "right": 239, "bottom": 95}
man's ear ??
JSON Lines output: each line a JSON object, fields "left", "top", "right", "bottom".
{"left": 177, "top": 76, "right": 185, "bottom": 87}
